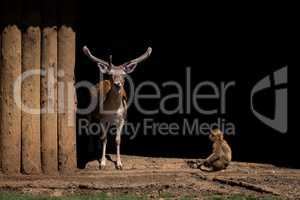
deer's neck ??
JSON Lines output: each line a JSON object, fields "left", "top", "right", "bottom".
{"left": 103, "top": 86, "right": 123, "bottom": 111}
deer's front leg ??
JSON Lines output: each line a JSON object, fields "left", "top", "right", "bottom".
{"left": 100, "top": 125, "right": 108, "bottom": 169}
{"left": 115, "top": 119, "right": 124, "bottom": 170}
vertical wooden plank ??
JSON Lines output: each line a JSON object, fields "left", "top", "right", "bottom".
{"left": 0, "top": 0, "right": 22, "bottom": 175}
{"left": 57, "top": 0, "right": 77, "bottom": 173}
{"left": 0, "top": 31, "right": 2, "bottom": 172}
{"left": 21, "top": 0, "right": 42, "bottom": 174}
{"left": 41, "top": 0, "right": 58, "bottom": 174}
{"left": 21, "top": 27, "right": 41, "bottom": 174}
{"left": 41, "top": 27, "right": 58, "bottom": 174}
{"left": 0, "top": 25, "right": 22, "bottom": 174}
{"left": 58, "top": 25, "right": 77, "bottom": 172}
{"left": 58, "top": 26, "right": 77, "bottom": 172}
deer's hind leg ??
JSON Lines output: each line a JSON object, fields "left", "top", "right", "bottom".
{"left": 115, "top": 119, "right": 124, "bottom": 170}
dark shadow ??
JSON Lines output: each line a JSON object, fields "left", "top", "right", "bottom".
{"left": 106, "top": 155, "right": 117, "bottom": 168}
{"left": 11, "top": 0, "right": 291, "bottom": 170}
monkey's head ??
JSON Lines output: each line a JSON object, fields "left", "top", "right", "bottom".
{"left": 209, "top": 128, "right": 224, "bottom": 142}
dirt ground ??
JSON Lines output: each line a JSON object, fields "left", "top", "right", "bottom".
{"left": 0, "top": 155, "right": 299, "bottom": 199}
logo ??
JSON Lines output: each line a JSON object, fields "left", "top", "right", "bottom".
{"left": 250, "top": 67, "right": 288, "bottom": 133}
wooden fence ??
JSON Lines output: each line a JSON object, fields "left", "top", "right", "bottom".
{"left": 0, "top": 0, "right": 77, "bottom": 175}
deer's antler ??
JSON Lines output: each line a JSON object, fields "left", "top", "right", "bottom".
{"left": 121, "top": 47, "right": 152, "bottom": 66}
{"left": 120, "top": 47, "right": 152, "bottom": 73}
{"left": 83, "top": 46, "right": 112, "bottom": 70}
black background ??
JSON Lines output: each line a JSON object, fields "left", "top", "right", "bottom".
{"left": 1, "top": 0, "right": 298, "bottom": 168}
{"left": 75, "top": 3, "right": 297, "bottom": 168}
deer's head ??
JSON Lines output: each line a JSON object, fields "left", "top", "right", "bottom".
{"left": 83, "top": 46, "right": 152, "bottom": 93}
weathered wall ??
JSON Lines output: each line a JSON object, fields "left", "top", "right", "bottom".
{"left": 0, "top": 0, "right": 77, "bottom": 175}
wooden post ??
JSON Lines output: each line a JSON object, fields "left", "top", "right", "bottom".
{"left": 21, "top": 0, "right": 42, "bottom": 174}
{"left": 0, "top": 25, "right": 22, "bottom": 174}
{"left": 58, "top": 26, "right": 77, "bottom": 172}
{"left": 21, "top": 26, "right": 41, "bottom": 174}
{"left": 41, "top": 27, "right": 58, "bottom": 174}
{"left": 0, "top": 32, "right": 1, "bottom": 172}
{"left": 41, "top": 0, "right": 58, "bottom": 174}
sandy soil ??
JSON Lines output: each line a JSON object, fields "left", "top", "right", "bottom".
{"left": 0, "top": 155, "right": 299, "bottom": 199}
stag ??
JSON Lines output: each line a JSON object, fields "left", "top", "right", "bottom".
{"left": 83, "top": 46, "right": 152, "bottom": 169}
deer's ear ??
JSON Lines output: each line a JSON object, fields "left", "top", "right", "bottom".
{"left": 123, "top": 63, "right": 138, "bottom": 74}
{"left": 97, "top": 63, "right": 110, "bottom": 74}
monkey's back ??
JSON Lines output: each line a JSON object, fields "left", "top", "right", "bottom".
{"left": 221, "top": 140, "right": 232, "bottom": 162}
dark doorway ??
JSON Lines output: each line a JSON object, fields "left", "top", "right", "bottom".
{"left": 75, "top": 2, "right": 297, "bottom": 169}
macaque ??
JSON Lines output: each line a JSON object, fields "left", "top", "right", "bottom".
{"left": 200, "top": 128, "right": 232, "bottom": 171}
